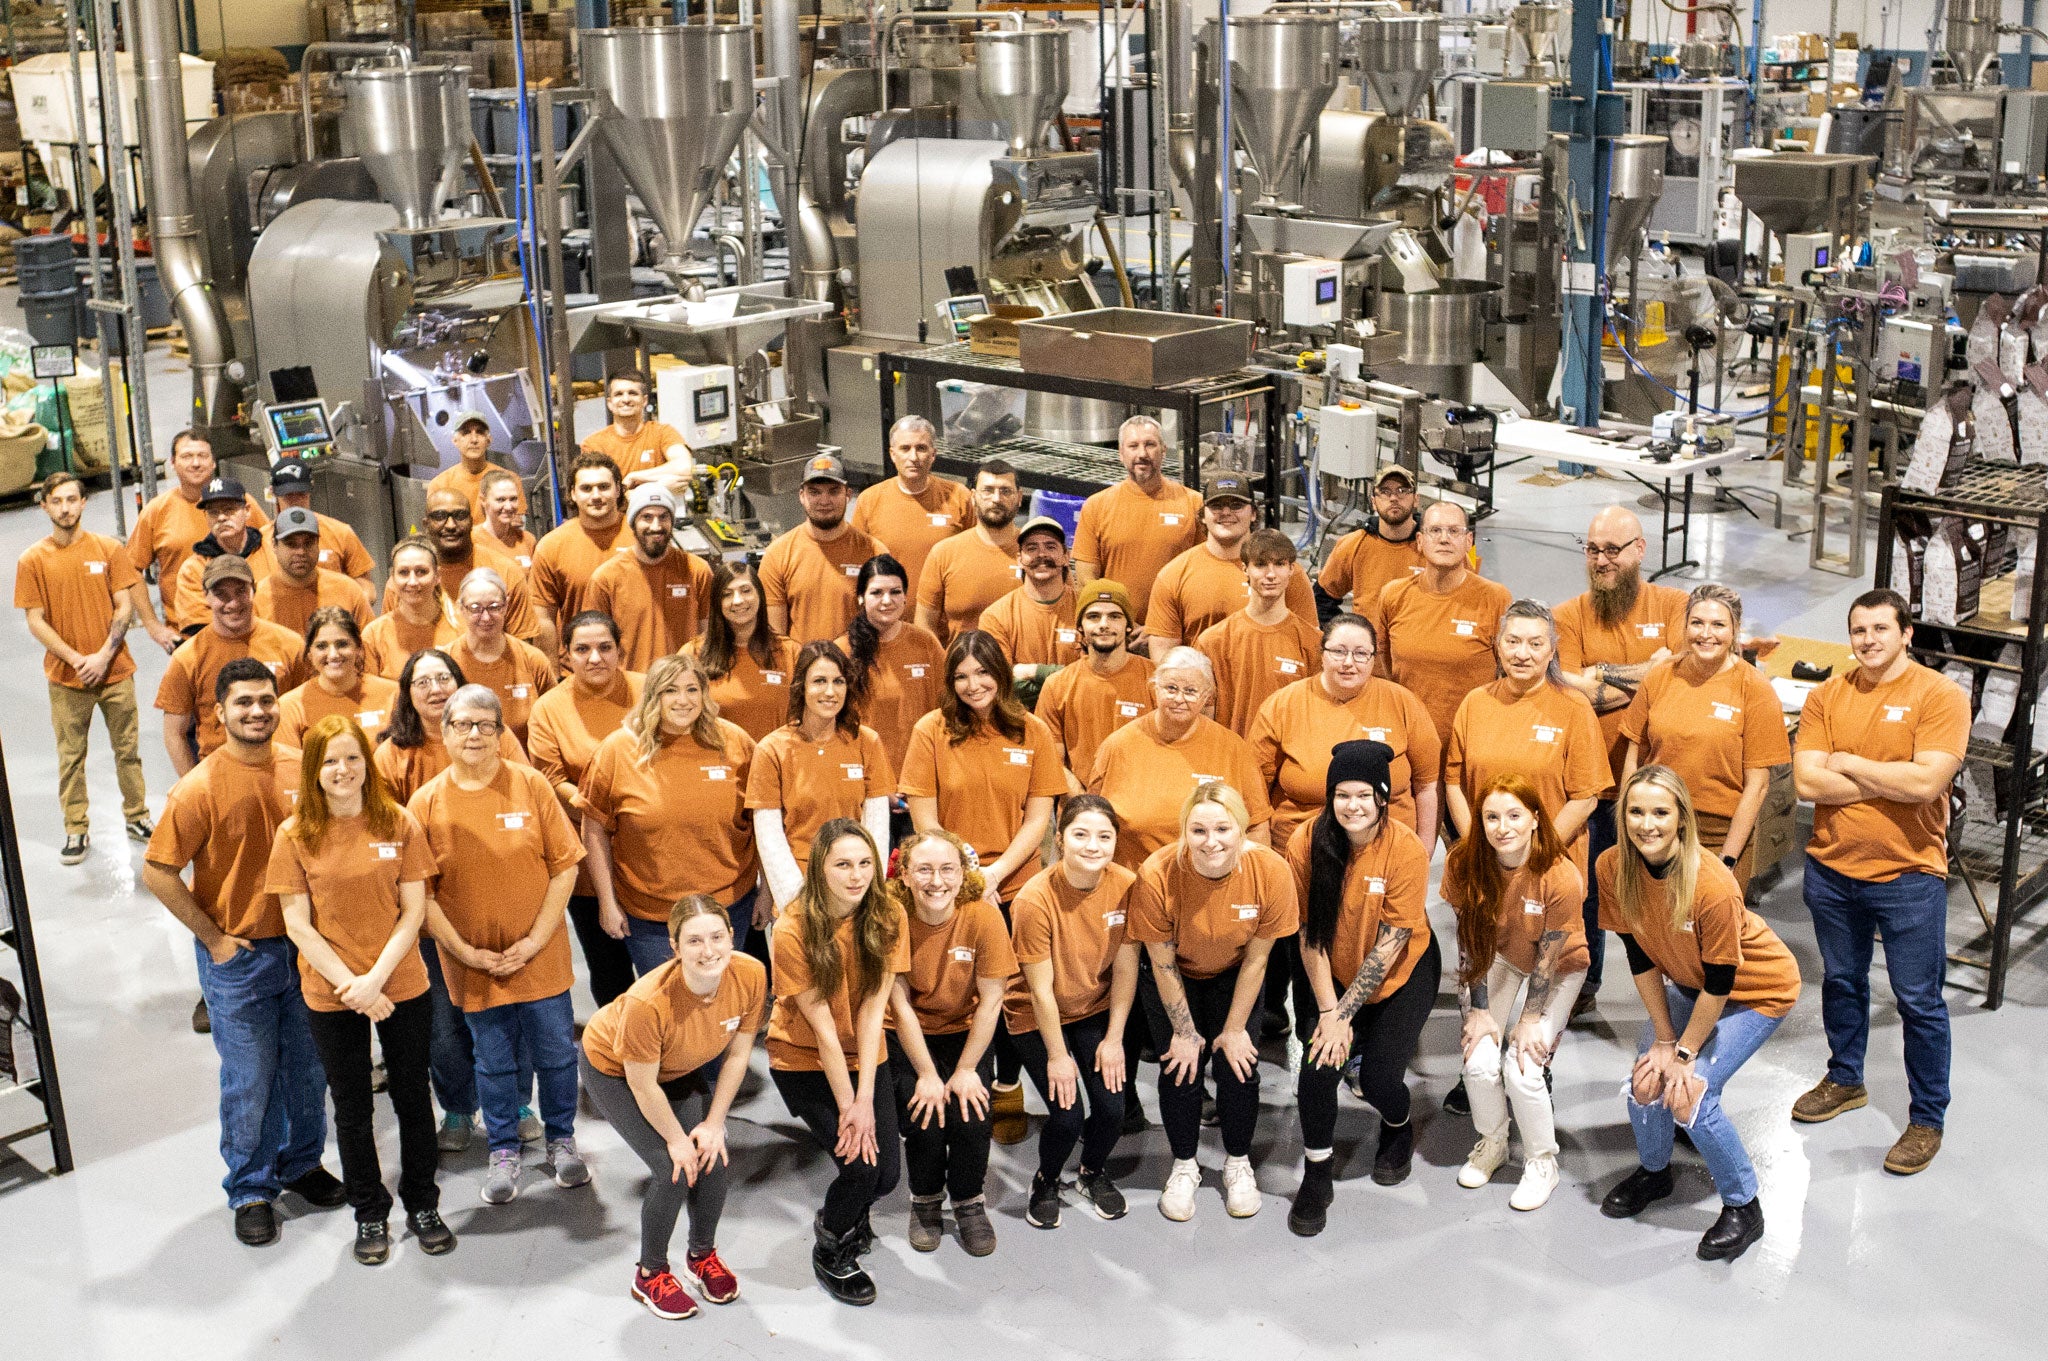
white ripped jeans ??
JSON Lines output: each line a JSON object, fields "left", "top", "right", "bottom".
{"left": 1461, "top": 956, "right": 1586, "bottom": 1160}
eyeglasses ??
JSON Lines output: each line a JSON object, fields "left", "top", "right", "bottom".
{"left": 910, "top": 864, "right": 962, "bottom": 881}
{"left": 1156, "top": 683, "right": 1206, "bottom": 702}
{"left": 411, "top": 673, "right": 456, "bottom": 691}
{"left": 1420, "top": 526, "right": 1469, "bottom": 540}
{"left": 446, "top": 718, "right": 501, "bottom": 736}
{"left": 462, "top": 600, "right": 507, "bottom": 616}
{"left": 1325, "top": 647, "right": 1375, "bottom": 664}
{"left": 1581, "top": 538, "right": 1643, "bottom": 560}
{"left": 424, "top": 510, "right": 469, "bottom": 524}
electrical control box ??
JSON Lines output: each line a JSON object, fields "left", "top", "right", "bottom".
{"left": 1879, "top": 317, "right": 1942, "bottom": 389}
{"left": 1478, "top": 81, "right": 1552, "bottom": 153}
{"left": 1318, "top": 403, "right": 1379, "bottom": 479}
{"left": 1282, "top": 258, "right": 1342, "bottom": 328}
{"left": 2002, "top": 91, "right": 2048, "bottom": 182}
{"left": 1472, "top": 25, "right": 1509, "bottom": 76}
{"left": 655, "top": 362, "right": 739, "bottom": 448}
{"left": 1784, "top": 231, "right": 1833, "bottom": 279}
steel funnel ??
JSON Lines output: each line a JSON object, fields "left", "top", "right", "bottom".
{"left": 340, "top": 66, "right": 471, "bottom": 230}
{"left": 1227, "top": 13, "right": 1340, "bottom": 213}
{"left": 1605, "top": 135, "right": 1666, "bottom": 262}
{"left": 1359, "top": 13, "right": 1438, "bottom": 122}
{"left": 1732, "top": 152, "right": 1874, "bottom": 236}
{"left": 581, "top": 25, "right": 757, "bottom": 275}
{"left": 975, "top": 27, "right": 1069, "bottom": 158}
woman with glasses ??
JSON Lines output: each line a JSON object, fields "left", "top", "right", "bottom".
{"left": 279, "top": 607, "right": 399, "bottom": 749}
{"left": 1368, "top": 501, "right": 1513, "bottom": 754}
{"left": 685, "top": 560, "right": 801, "bottom": 743}
{"left": 373, "top": 648, "right": 528, "bottom": 805}
{"left": 362, "top": 536, "right": 457, "bottom": 679}
{"left": 447, "top": 568, "right": 555, "bottom": 748}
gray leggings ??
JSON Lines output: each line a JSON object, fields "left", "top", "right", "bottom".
{"left": 579, "top": 1054, "right": 729, "bottom": 1270}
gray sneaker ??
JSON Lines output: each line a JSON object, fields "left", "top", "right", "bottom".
{"left": 517, "top": 1106, "right": 543, "bottom": 1143}
{"left": 437, "top": 1112, "right": 475, "bottom": 1153}
{"left": 481, "top": 1148, "right": 521, "bottom": 1204}
{"left": 547, "top": 1138, "right": 590, "bottom": 1189}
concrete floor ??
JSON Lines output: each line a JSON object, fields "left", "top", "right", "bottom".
{"left": 1, "top": 328, "right": 2045, "bottom": 1359}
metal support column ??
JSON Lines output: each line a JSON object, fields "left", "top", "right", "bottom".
{"left": 1552, "top": 0, "right": 1622, "bottom": 426}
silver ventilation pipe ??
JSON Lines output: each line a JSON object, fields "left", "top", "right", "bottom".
{"left": 764, "top": 0, "right": 807, "bottom": 285}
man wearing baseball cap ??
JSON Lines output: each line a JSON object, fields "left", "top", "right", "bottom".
{"left": 758, "top": 451, "right": 881, "bottom": 644}
{"left": 125, "top": 428, "right": 271, "bottom": 653}
{"left": 1036, "top": 578, "right": 1153, "bottom": 795}
{"left": 157, "top": 554, "right": 309, "bottom": 775}
{"left": 979, "top": 514, "right": 1080, "bottom": 683}
{"left": 580, "top": 368, "right": 693, "bottom": 497}
{"left": 585, "top": 484, "right": 716, "bottom": 669}
{"left": 1146, "top": 473, "right": 1314, "bottom": 651}
{"left": 268, "top": 458, "right": 374, "bottom": 593}
{"left": 1314, "top": 464, "right": 1426, "bottom": 625}
{"left": 253, "top": 506, "right": 373, "bottom": 635}
{"left": 427, "top": 410, "right": 528, "bottom": 525}
{"left": 170, "top": 478, "right": 277, "bottom": 633}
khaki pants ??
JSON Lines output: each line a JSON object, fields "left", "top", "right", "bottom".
{"left": 48, "top": 677, "right": 148, "bottom": 834}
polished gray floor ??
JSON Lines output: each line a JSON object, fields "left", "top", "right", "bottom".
{"left": 1, "top": 335, "right": 2043, "bottom": 1358}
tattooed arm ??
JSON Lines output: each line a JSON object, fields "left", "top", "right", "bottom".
{"left": 1145, "top": 941, "right": 1204, "bottom": 1085}
{"left": 1307, "top": 924, "right": 1411, "bottom": 1070}
{"left": 1512, "top": 929, "right": 1571, "bottom": 1068}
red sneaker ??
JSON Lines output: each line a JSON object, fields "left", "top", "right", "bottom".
{"left": 686, "top": 1247, "right": 740, "bottom": 1304}
{"left": 631, "top": 1267, "right": 699, "bottom": 1320}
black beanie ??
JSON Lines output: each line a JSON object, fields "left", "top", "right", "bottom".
{"left": 1326, "top": 739, "right": 1393, "bottom": 806}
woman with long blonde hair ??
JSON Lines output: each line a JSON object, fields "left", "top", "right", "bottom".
{"left": 582, "top": 654, "right": 760, "bottom": 974}
{"left": 766, "top": 820, "right": 910, "bottom": 1305}
{"left": 1596, "top": 765, "right": 1800, "bottom": 1263}
{"left": 267, "top": 714, "right": 453, "bottom": 1264}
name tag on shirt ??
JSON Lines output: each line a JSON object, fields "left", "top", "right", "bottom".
{"left": 1009, "top": 565, "right": 1023, "bottom": 580}
{"left": 721, "top": 1015, "right": 742, "bottom": 1032}
{"left": 1711, "top": 703, "right": 1739, "bottom": 722}
{"left": 510, "top": 685, "right": 530, "bottom": 700}
{"left": 1277, "top": 658, "right": 1301, "bottom": 676}
{"left": 1637, "top": 623, "right": 1663, "bottom": 638}
{"left": 1532, "top": 724, "right": 1561, "bottom": 744}
{"left": 1006, "top": 748, "right": 1030, "bottom": 765}
{"left": 908, "top": 664, "right": 928, "bottom": 679}
{"left": 318, "top": 549, "right": 335, "bottom": 564}
{"left": 1057, "top": 629, "right": 1077, "bottom": 645}
{"left": 516, "top": 556, "right": 533, "bottom": 569}
{"left": 1234, "top": 905, "right": 1261, "bottom": 921}
{"left": 1118, "top": 701, "right": 1143, "bottom": 718}
{"left": 763, "top": 672, "right": 785, "bottom": 686}
{"left": 843, "top": 563, "right": 862, "bottom": 577}
{"left": 371, "top": 842, "right": 400, "bottom": 860}
{"left": 1883, "top": 705, "right": 1911, "bottom": 722}
{"left": 928, "top": 513, "right": 952, "bottom": 527}
{"left": 1453, "top": 619, "right": 1477, "bottom": 637}
{"left": 496, "top": 812, "right": 528, "bottom": 831}
{"left": 1681, "top": 920, "right": 1695, "bottom": 934}
{"left": 1363, "top": 726, "right": 1390, "bottom": 742}
{"left": 1523, "top": 898, "right": 1544, "bottom": 915}
{"left": 949, "top": 946, "right": 976, "bottom": 964}
{"left": 669, "top": 584, "right": 690, "bottom": 598}
{"left": 1104, "top": 910, "right": 1126, "bottom": 927}
{"left": 704, "top": 766, "right": 731, "bottom": 781}
{"left": 1161, "top": 513, "right": 1184, "bottom": 527}
{"left": 356, "top": 710, "right": 385, "bottom": 728}
{"left": 842, "top": 764, "right": 865, "bottom": 780}
{"left": 86, "top": 560, "right": 106, "bottom": 575}
{"left": 1366, "top": 877, "right": 1386, "bottom": 896}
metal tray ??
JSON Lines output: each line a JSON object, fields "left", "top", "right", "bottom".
{"left": 1016, "top": 308, "right": 1254, "bottom": 388}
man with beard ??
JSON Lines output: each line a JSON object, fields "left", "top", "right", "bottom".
{"left": 1554, "top": 504, "right": 1688, "bottom": 1017}
{"left": 158, "top": 556, "right": 310, "bottom": 775}
{"left": 980, "top": 514, "right": 1081, "bottom": 681}
{"left": 585, "top": 485, "right": 716, "bottom": 669}
{"left": 1037, "top": 579, "right": 1153, "bottom": 796}
{"left": 170, "top": 478, "right": 276, "bottom": 631}
{"left": 850, "top": 415, "right": 970, "bottom": 599}
{"left": 760, "top": 451, "right": 880, "bottom": 643}
{"left": 1073, "top": 415, "right": 1204, "bottom": 630}
{"left": 530, "top": 452, "right": 632, "bottom": 637}
{"left": 391, "top": 489, "right": 551, "bottom": 652}
{"left": 253, "top": 508, "right": 372, "bottom": 635}
{"left": 915, "top": 459, "right": 1025, "bottom": 644}
{"left": 1314, "top": 465, "right": 1423, "bottom": 624}
{"left": 268, "top": 458, "right": 374, "bottom": 592}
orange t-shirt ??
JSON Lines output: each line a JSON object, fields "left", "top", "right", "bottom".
{"left": 1196, "top": 609, "right": 1324, "bottom": 736}
{"left": 313, "top": 513, "right": 374, "bottom": 580}
{"left": 1002, "top": 862, "right": 1136, "bottom": 1033}
{"left": 766, "top": 903, "right": 913, "bottom": 1071}
{"left": 1370, "top": 570, "right": 1514, "bottom": 749}
{"left": 407, "top": 760, "right": 585, "bottom": 1011}
{"left": 264, "top": 808, "right": 436, "bottom": 1011}
{"left": 1128, "top": 840, "right": 1300, "bottom": 979}
{"left": 530, "top": 516, "right": 634, "bottom": 625}
{"left": 1554, "top": 584, "right": 1691, "bottom": 778}
{"left": 898, "top": 710, "right": 1066, "bottom": 898}
{"left": 373, "top": 728, "right": 528, "bottom": 805}
{"left": 361, "top": 608, "right": 459, "bottom": 680}
{"left": 1317, "top": 527, "right": 1422, "bottom": 613}
{"left": 581, "top": 420, "right": 687, "bottom": 477}
{"left": 835, "top": 624, "right": 946, "bottom": 772}
{"left": 745, "top": 723, "right": 893, "bottom": 868}
{"left": 917, "top": 530, "right": 1023, "bottom": 643}
{"left": 685, "top": 635, "right": 802, "bottom": 742}
{"left": 849, "top": 475, "right": 972, "bottom": 599}
{"left": 1072, "top": 478, "right": 1204, "bottom": 624}
{"left": 582, "top": 953, "right": 766, "bottom": 1081}
{"left": 1597, "top": 849, "right": 1800, "bottom": 1017}
{"left": 525, "top": 668, "right": 644, "bottom": 894}
{"left": 15, "top": 531, "right": 139, "bottom": 688}
{"left": 171, "top": 539, "right": 278, "bottom": 628}
{"left": 580, "top": 721, "right": 759, "bottom": 918}
{"left": 897, "top": 898, "right": 1018, "bottom": 1036}
{"left": 255, "top": 568, "right": 372, "bottom": 637}
{"left": 426, "top": 459, "right": 527, "bottom": 525}
{"left": 1036, "top": 654, "right": 1153, "bottom": 783}
{"left": 1445, "top": 680, "right": 1608, "bottom": 872}
{"left": 277, "top": 675, "right": 400, "bottom": 749}
{"left": 126, "top": 487, "right": 270, "bottom": 630}
{"left": 1146, "top": 546, "right": 1315, "bottom": 646}
{"left": 1445, "top": 857, "right": 1590, "bottom": 979}
{"left": 446, "top": 634, "right": 556, "bottom": 746}
{"left": 584, "top": 548, "right": 717, "bottom": 671}
{"left": 147, "top": 744, "right": 297, "bottom": 940}
{"left": 156, "top": 622, "right": 311, "bottom": 757}
{"left": 1087, "top": 714, "right": 1273, "bottom": 868}
{"left": 1619, "top": 660, "right": 1791, "bottom": 820}
{"left": 978, "top": 585, "right": 1082, "bottom": 668}
{"left": 473, "top": 524, "right": 536, "bottom": 571}
{"left": 1283, "top": 819, "right": 1432, "bottom": 1003}
{"left": 760, "top": 523, "right": 881, "bottom": 646}
{"left": 1251, "top": 674, "right": 1440, "bottom": 847}
{"left": 1796, "top": 661, "right": 1970, "bottom": 881}
{"left": 381, "top": 543, "right": 540, "bottom": 644}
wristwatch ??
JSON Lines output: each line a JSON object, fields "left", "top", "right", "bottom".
{"left": 1675, "top": 1044, "right": 1697, "bottom": 1063}
{"left": 1721, "top": 854, "right": 1738, "bottom": 868}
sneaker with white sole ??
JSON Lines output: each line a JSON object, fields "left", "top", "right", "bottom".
{"left": 1458, "top": 1134, "right": 1509, "bottom": 1189}
{"left": 437, "top": 1112, "right": 475, "bottom": 1153}
{"left": 548, "top": 1138, "right": 590, "bottom": 1188}
{"left": 481, "top": 1148, "right": 521, "bottom": 1204}
{"left": 1159, "top": 1159, "right": 1201, "bottom": 1222}
{"left": 1510, "top": 1154, "right": 1559, "bottom": 1211}
{"left": 518, "top": 1106, "right": 543, "bottom": 1143}
{"left": 1221, "top": 1156, "right": 1260, "bottom": 1218}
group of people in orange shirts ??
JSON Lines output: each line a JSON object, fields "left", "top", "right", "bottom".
{"left": 19, "top": 392, "right": 1967, "bottom": 1316}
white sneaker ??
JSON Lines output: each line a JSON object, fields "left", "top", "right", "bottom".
{"left": 1510, "top": 1154, "right": 1559, "bottom": 1211}
{"left": 1458, "top": 1135, "right": 1509, "bottom": 1189}
{"left": 1158, "top": 1159, "right": 1201, "bottom": 1222}
{"left": 481, "top": 1148, "right": 521, "bottom": 1204}
{"left": 1221, "top": 1156, "right": 1261, "bottom": 1218}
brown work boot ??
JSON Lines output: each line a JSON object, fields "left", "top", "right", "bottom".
{"left": 1883, "top": 1123, "right": 1942, "bottom": 1175}
{"left": 1791, "top": 1077, "right": 1868, "bottom": 1124}
{"left": 990, "top": 1082, "right": 1028, "bottom": 1146}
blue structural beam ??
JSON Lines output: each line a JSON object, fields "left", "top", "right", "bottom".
{"left": 1552, "top": 0, "right": 1625, "bottom": 427}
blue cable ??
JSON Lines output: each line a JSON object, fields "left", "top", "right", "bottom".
{"left": 506, "top": 0, "right": 564, "bottom": 519}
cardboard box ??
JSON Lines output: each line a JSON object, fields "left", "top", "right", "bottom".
{"left": 968, "top": 304, "right": 1043, "bottom": 358}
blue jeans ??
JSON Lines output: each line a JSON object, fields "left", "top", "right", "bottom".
{"left": 1627, "top": 983, "right": 1783, "bottom": 1205}
{"left": 192, "top": 937, "right": 328, "bottom": 1208}
{"left": 1582, "top": 799, "right": 1616, "bottom": 993}
{"left": 1802, "top": 856, "right": 1952, "bottom": 1129}
{"left": 464, "top": 990, "right": 579, "bottom": 1152}
{"left": 422, "top": 942, "right": 535, "bottom": 1120}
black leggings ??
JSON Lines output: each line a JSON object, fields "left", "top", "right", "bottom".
{"left": 580, "top": 1055, "right": 728, "bottom": 1269}
{"left": 1296, "top": 933, "right": 1442, "bottom": 1149}
{"left": 772, "top": 1062, "right": 902, "bottom": 1235}
{"left": 887, "top": 1031, "right": 993, "bottom": 1201}
{"left": 1013, "top": 1010, "right": 1123, "bottom": 1179}
{"left": 304, "top": 994, "right": 438, "bottom": 1221}
{"left": 1141, "top": 963, "right": 1262, "bottom": 1160}
{"left": 566, "top": 894, "right": 637, "bottom": 1011}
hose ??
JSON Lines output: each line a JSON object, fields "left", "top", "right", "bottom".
{"left": 1095, "top": 212, "right": 1135, "bottom": 307}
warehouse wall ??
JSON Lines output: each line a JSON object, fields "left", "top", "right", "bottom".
{"left": 191, "top": 0, "right": 311, "bottom": 52}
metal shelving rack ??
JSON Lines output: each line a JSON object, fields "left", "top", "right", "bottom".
{"left": 1875, "top": 467, "right": 2048, "bottom": 1008}
{"left": 0, "top": 736, "right": 74, "bottom": 1176}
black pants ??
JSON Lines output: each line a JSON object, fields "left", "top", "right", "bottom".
{"left": 566, "top": 894, "right": 637, "bottom": 1011}
{"left": 1296, "top": 933, "right": 1442, "bottom": 1150}
{"left": 304, "top": 994, "right": 438, "bottom": 1221}
{"left": 1141, "top": 964, "right": 1261, "bottom": 1160}
{"left": 887, "top": 1031, "right": 993, "bottom": 1201}
{"left": 580, "top": 1056, "right": 728, "bottom": 1269}
{"left": 773, "top": 1062, "right": 902, "bottom": 1235}
{"left": 1013, "top": 1010, "right": 1123, "bottom": 1179}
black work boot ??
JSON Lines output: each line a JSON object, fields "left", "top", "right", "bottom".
{"left": 812, "top": 1215, "right": 876, "bottom": 1306}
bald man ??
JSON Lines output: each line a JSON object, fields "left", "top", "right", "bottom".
{"left": 1553, "top": 505, "right": 1690, "bottom": 1016}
